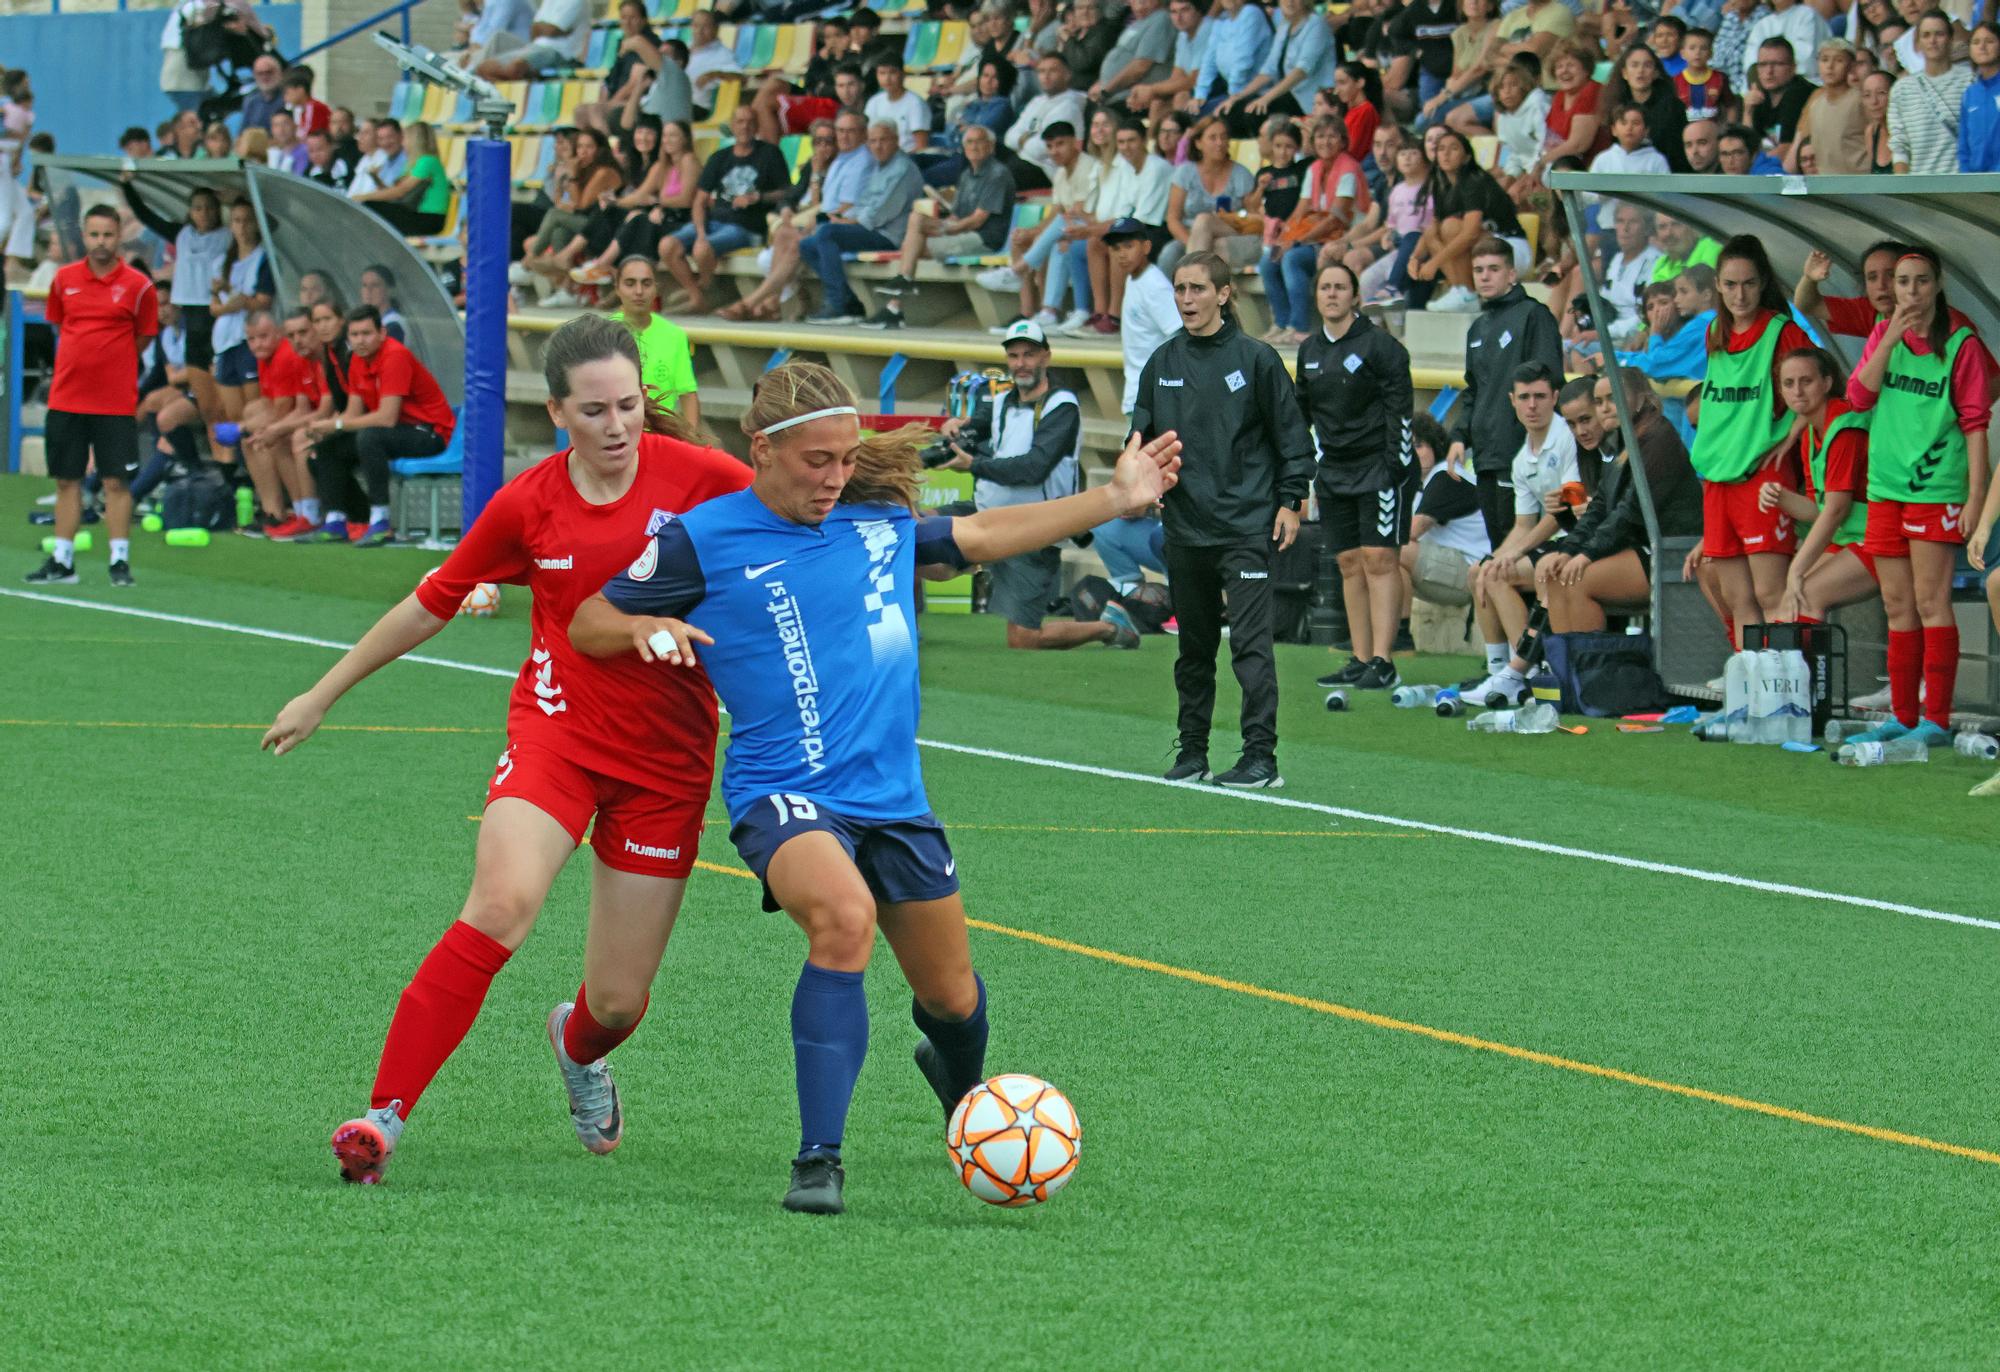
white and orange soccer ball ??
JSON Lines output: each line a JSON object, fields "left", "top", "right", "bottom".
{"left": 946, "top": 1073, "right": 1080, "bottom": 1207}
{"left": 457, "top": 582, "right": 502, "bottom": 617}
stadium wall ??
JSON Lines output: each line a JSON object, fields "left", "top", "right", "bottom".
{"left": 4, "top": 5, "right": 301, "bottom": 156}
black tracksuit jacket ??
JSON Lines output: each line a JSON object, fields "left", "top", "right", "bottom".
{"left": 1448, "top": 284, "right": 1564, "bottom": 476}
{"left": 1295, "top": 313, "right": 1415, "bottom": 494}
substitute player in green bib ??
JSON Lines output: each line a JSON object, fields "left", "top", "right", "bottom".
{"left": 1686, "top": 237, "right": 1812, "bottom": 648}
{"left": 1760, "top": 347, "right": 1879, "bottom": 625}
{"left": 609, "top": 256, "right": 700, "bottom": 432}
{"left": 1844, "top": 247, "right": 1997, "bottom": 748}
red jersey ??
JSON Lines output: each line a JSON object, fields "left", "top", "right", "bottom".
{"left": 1801, "top": 399, "right": 1867, "bottom": 502}
{"left": 1822, "top": 294, "right": 1974, "bottom": 339}
{"left": 256, "top": 339, "right": 325, "bottom": 408}
{"left": 348, "top": 335, "right": 456, "bottom": 440}
{"left": 416, "top": 434, "right": 753, "bottom": 801}
{"left": 46, "top": 259, "right": 158, "bottom": 415}
{"left": 286, "top": 96, "right": 332, "bottom": 136}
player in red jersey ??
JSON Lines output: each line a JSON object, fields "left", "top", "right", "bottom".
{"left": 260, "top": 316, "right": 752, "bottom": 1184}
{"left": 25, "top": 203, "right": 157, "bottom": 588}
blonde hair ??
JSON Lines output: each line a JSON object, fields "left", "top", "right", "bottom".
{"left": 407, "top": 121, "right": 438, "bottom": 158}
{"left": 744, "top": 361, "right": 932, "bottom": 510}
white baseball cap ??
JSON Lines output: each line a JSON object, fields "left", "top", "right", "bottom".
{"left": 1001, "top": 318, "right": 1050, "bottom": 348}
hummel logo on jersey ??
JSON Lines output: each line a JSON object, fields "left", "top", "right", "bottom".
{"left": 746, "top": 559, "right": 787, "bottom": 578}
{"left": 535, "top": 555, "right": 573, "bottom": 570}
{"left": 531, "top": 646, "right": 567, "bottom": 716}
{"left": 1157, "top": 378, "right": 1185, "bottom": 387}
{"left": 1239, "top": 570, "right": 1269, "bottom": 580}
{"left": 623, "top": 838, "right": 681, "bottom": 860}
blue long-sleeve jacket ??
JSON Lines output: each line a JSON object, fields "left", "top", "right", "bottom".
{"left": 1616, "top": 309, "right": 1713, "bottom": 381}
{"left": 1195, "top": 3, "right": 1272, "bottom": 101}
{"left": 1960, "top": 70, "right": 2000, "bottom": 172}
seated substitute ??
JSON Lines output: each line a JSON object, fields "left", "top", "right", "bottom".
{"left": 1399, "top": 411, "right": 1490, "bottom": 611}
{"left": 937, "top": 319, "right": 1143, "bottom": 650}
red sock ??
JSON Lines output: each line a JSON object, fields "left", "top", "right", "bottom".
{"left": 370, "top": 921, "right": 513, "bottom": 1118}
{"left": 1886, "top": 628, "right": 1924, "bottom": 729}
{"left": 562, "top": 983, "right": 648, "bottom": 1065}
{"left": 1922, "top": 625, "right": 1960, "bottom": 728}
{"left": 1724, "top": 613, "right": 1737, "bottom": 650}
{"left": 1792, "top": 614, "right": 1822, "bottom": 625}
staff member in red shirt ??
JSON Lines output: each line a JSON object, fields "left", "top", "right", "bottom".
{"left": 299, "top": 306, "right": 456, "bottom": 547}
{"left": 236, "top": 309, "right": 330, "bottom": 537}
{"left": 27, "top": 204, "right": 158, "bottom": 588}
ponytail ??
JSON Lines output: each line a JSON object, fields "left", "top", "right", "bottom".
{"left": 744, "top": 361, "right": 933, "bottom": 510}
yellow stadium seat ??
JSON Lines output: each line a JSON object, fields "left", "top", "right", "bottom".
{"left": 905, "top": 74, "right": 933, "bottom": 98}
{"left": 930, "top": 21, "right": 969, "bottom": 70}
{"left": 1469, "top": 135, "right": 1500, "bottom": 170}
{"left": 783, "top": 23, "right": 814, "bottom": 75}
{"left": 442, "top": 136, "right": 466, "bottom": 179}
{"left": 421, "top": 84, "right": 455, "bottom": 124}
{"left": 556, "top": 79, "right": 591, "bottom": 124}
{"left": 1230, "top": 139, "right": 1259, "bottom": 173}
{"left": 1518, "top": 212, "right": 1541, "bottom": 251}
{"left": 698, "top": 78, "right": 741, "bottom": 128}
{"left": 766, "top": 25, "right": 797, "bottom": 71}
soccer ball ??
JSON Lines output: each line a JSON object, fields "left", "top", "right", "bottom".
{"left": 947, "top": 1073, "right": 1080, "bottom": 1207}
{"left": 457, "top": 582, "right": 502, "bottom": 617}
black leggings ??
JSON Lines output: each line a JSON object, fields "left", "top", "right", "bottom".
{"left": 370, "top": 202, "right": 448, "bottom": 236}
{"left": 1164, "top": 534, "right": 1280, "bottom": 759}
{"left": 612, "top": 208, "right": 692, "bottom": 261}
{"left": 310, "top": 425, "right": 445, "bottom": 511}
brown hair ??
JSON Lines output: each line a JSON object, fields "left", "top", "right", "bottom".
{"left": 543, "top": 314, "right": 700, "bottom": 443}
{"left": 744, "top": 361, "right": 931, "bottom": 510}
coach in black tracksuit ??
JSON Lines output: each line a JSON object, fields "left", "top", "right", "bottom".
{"left": 1297, "top": 289, "right": 1414, "bottom": 690}
{"left": 1444, "top": 244, "right": 1563, "bottom": 546}
{"left": 1131, "top": 252, "right": 1314, "bottom": 790}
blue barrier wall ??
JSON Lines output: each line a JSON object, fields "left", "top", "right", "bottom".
{"left": 7, "top": 6, "right": 301, "bottom": 158}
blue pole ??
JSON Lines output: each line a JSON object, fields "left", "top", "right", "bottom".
{"left": 7, "top": 293, "right": 22, "bottom": 475}
{"left": 461, "top": 139, "right": 510, "bottom": 530}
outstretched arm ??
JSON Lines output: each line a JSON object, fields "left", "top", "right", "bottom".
{"left": 948, "top": 429, "right": 1181, "bottom": 566}
{"left": 262, "top": 594, "right": 450, "bottom": 754}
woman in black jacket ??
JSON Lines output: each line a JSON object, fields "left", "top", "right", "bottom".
{"left": 1131, "top": 250, "right": 1316, "bottom": 790}
{"left": 1535, "top": 369, "right": 1702, "bottom": 630}
{"left": 1296, "top": 260, "right": 1415, "bottom": 691}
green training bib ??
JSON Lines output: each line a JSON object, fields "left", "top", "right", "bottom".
{"left": 1807, "top": 409, "right": 1871, "bottom": 547}
{"left": 1691, "top": 317, "right": 1791, "bottom": 483}
{"left": 1868, "top": 326, "right": 1972, "bottom": 504}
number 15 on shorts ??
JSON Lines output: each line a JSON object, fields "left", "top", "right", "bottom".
{"left": 768, "top": 793, "right": 819, "bottom": 823}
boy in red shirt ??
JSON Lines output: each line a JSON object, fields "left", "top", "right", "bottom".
{"left": 28, "top": 203, "right": 157, "bottom": 587}
{"left": 300, "top": 305, "right": 456, "bottom": 546}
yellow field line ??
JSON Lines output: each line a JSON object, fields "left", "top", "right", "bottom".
{"left": 689, "top": 858, "right": 2000, "bottom": 1169}
{"left": 0, "top": 718, "right": 501, "bottom": 735}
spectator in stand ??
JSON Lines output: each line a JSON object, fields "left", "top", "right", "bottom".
{"left": 718, "top": 114, "right": 864, "bottom": 322}
{"left": 302, "top": 128, "right": 352, "bottom": 188}
{"left": 1616, "top": 275, "right": 1709, "bottom": 442}
{"left": 123, "top": 177, "right": 228, "bottom": 434}
{"left": 1007, "top": 53, "right": 1088, "bottom": 187}
{"left": 1718, "top": 123, "right": 1776, "bottom": 174}
{"left": 1492, "top": 0, "right": 1575, "bottom": 78}
{"left": 1859, "top": 68, "right": 1897, "bottom": 172}
{"left": 201, "top": 122, "right": 233, "bottom": 160}
{"left": 1475, "top": 59, "right": 1551, "bottom": 177}
{"left": 1890, "top": 11, "right": 1972, "bottom": 174}
{"left": 300, "top": 306, "right": 455, "bottom": 546}
{"left": 1417, "top": 0, "right": 1499, "bottom": 132}
{"left": 1330, "top": 64, "right": 1383, "bottom": 163}
{"left": 1744, "top": 38, "right": 1814, "bottom": 162}
{"left": 1189, "top": 0, "right": 1271, "bottom": 116}
{"left": 266, "top": 111, "right": 306, "bottom": 173}
{"left": 1650, "top": 15, "right": 1689, "bottom": 76}
{"left": 1589, "top": 102, "right": 1674, "bottom": 186}
{"left": 682, "top": 10, "right": 742, "bottom": 120}
{"left": 607, "top": 256, "right": 698, "bottom": 427}
{"left": 1129, "top": 0, "right": 1215, "bottom": 127}
{"left": 863, "top": 125, "right": 1014, "bottom": 329}
{"left": 1387, "top": 0, "right": 1460, "bottom": 114}
{"left": 354, "top": 122, "right": 452, "bottom": 236}
{"left": 1446, "top": 235, "right": 1564, "bottom": 544}
{"left": 234, "top": 127, "right": 271, "bottom": 164}
{"left": 515, "top": 127, "right": 623, "bottom": 294}
{"left": 1959, "top": 21, "right": 2000, "bottom": 171}
{"left": 1790, "top": 39, "right": 1868, "bottom": 172}
{"left": 328, "top": 107, "right": 363, "bottom": 169}
{"left": 476, "top": 0, "right": 591, "bottom": 80}
{"left": 1059, "top": 117, "right": 1175, "bottom": 331}
{"left": 1258, "top": 117, "right": 1369, "bottom": 341}
{"left": 1059, "top": 0, "right": 1121, "bottom": 90}
{"left": 1400, "top": 412, "right": 1490, "bottom": 613}
{"left": 750, "top": 17, "right": 850, "bottom": 142}
{"left": 238, "top": 54, "right": 286, "bottom": 133}
{"left": 920, "top": 59, "right": 1016, "bottom": 188}
{"left": 1156, "top": 110, "right": 1190, "bottom": 165}
{"left": 631, "top": 37, "right": 694, "bottom": 129}
{"left": 1649, "top": 211, "right": 1721, "bottom": 281}
{"left": 1227, "top": 0, "right": 1338, "bottom": 134}
{"left": 160, "top": 109, "right": 201, "bottom": 160}
{"left": 930, "top": 7, "right": 1006, "bottom": 127}
{"left": 659, "top": 106, "right": 790, "bottom": 314}
{"left": 1605, "top": 43, "right": 1692, "bottom": 171}
{"left": 1682, "top": 115, "right": 1723, "bottom": 171}
{"left": 122, "top": 126, "right": 154, "bottom": 160}
{"left": 1676, "top": 28, "right": 1727, "bottom": 119}
{"left": 1107, "top": 217, "right": 1182, "bottom": 423}
{"left": 1412, "top": 131, "right": 1530, "bottom": 312}
{"left": 865, "top": 57, "right": 931, "bottom": 153}
{"left": 1569, "top": 202, "right": 1661, "bottom": 363}
{"left": 360, "top": 265, "right": 408, "bottom": 341}
{"left": 281, "top": 68, "right": 331, "bottom": 138}
{"left": 575, "top": 119, "right": 706, "bottom": 287}
{"left": 1090, "top": 0, "right": 1177, "bottom": 112}
{"left": 348, "top": 119, "right": 410, "bottom": 198}
{"left": 1714, "top": 0, "right": 1772, "bottom": 97}
{"left": 1742, "top": 0, "right": 1828, "bottom": 92}
{"left": 977, "top": 119, "right": 1099, "bottom": 330}
{"left": 458, "top": 0, "right": 535, "bottom": 69}
{"left": 1158, "top": 115, "right": 1256, "bottom": 276}
{"left": 575, "top": 1, "right": 659, "bottom": 134}
{"left": 801, "top": 121, "right": 923, "bottom": 324}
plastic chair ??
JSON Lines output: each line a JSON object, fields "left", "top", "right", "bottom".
{"left": 390, "top": 421, "right": 466, "bottom": 542}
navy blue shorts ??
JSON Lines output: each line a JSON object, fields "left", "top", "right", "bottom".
{"left": 213, "top": 342, "right": 257, "bottom": 387}
{"left": 729, "top": 796, "right": 959, "bottom": 913}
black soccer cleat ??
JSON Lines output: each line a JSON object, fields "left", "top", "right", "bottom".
{"left": 1164, "top": 749, "right": 1211, "bottom": 782}
{"left": 1213, "top": 755, "right": 1283, "bottom": 789}
{"left": 784, "top": 1150, "right": 846, "bottom": 1215}
{"left": 1315, "top": 657, "right": 1368, "bottom": 689}
{"left": 107, "top": 560, "right": 135, "bottom": 588}
{"left": 24, "top": 556, "right": 77, "bottom": 585}
{"left": 1353, "top": 657, "right": 1400, "bottom": 690}
{"left": 914, "top": 1039, "right": 961, "bottom": 1121}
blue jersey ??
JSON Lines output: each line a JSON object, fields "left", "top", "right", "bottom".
{"left": 600, "top": 488, "right": 966, "bottom": 823}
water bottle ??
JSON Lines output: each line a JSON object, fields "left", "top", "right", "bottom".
{"left": 1836, "top": 737, "right": 1930, "bottom": 767}
{"left": 1696, "top": 720, "right": 1757, "bottom": 742}
{"left": 1722, "top": 651, "right": 1752, "bottom": 729}
{"left": 1323, "top": 690, "right": 1349, "bottom": 712}
{"left": 1391, "top": 684, "right": 1443, "bottom": 709}
{"left": 1467, "top": 709, "right": 1517, "bottom": 733}
{"left": 235, "top": 487, "right": 254, "bottom": 529}
{"left": 1824, "top": 719, "right": 1852, "bottom": 747}
{"left": 1434, "top": 692, "right": 1465, "bottom": 718}
{"left": 1955, "top": 732, "right": 2000, "bottom": 761}
{"left": 1513, "top": 699, "right": 1559, "bottom": 734}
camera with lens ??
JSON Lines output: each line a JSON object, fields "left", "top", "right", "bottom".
{"left": 919, "top": 435, "right": 991, "bottom": 468}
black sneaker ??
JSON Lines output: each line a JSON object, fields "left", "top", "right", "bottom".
{"left": 875, "top": 274, "right": 917, "bottom": 297}
{"left": 1354, "top": 657, "right": 1400, "bottom": 690}
{"left": 783, "top": 1150, "right": 846, "bottom": 1215}
{"left": 1315, "top": 657, "right": 1368, "bottom": 689}
{"left": 859, "top": 307, "right": 905, "bottom": 330}
{"left": 1213, "top": 755, "right": 1283, "bottom": 789}
{"left": 1164, "top": 749, "right": 1210, "bottom": 782}
{"left": 914, "top": 1039, "right": 960, "bottom": 1121}
{"left": 107, "top": 560, "right": 135, "bottom": 587}
{"left": 24, "top": 556, "right": 77, "bottom": 585}
{"left": 1393, "top": 623, "right": 1416, "bottom": 654}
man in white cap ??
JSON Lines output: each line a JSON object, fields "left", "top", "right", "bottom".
{"left": 937, "top": 319, "right": 1142, "bottom": 649}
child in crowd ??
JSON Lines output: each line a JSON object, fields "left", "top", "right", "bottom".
{"left": 1360, "top": 142, "right": 1433, "bottom": 305}
{"left": 1675, "top": 29, "right": 1726, "bottom": 120}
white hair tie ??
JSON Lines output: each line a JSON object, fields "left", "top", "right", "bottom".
{"left": 759, "top": 405, "right": 859, "bottom": 436}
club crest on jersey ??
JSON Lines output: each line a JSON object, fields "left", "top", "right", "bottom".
{"left": 626, "top": 539, "right": 659, "bottom": 581}
{"left": 645, "top": 508, "right": 676, "bottom": 536}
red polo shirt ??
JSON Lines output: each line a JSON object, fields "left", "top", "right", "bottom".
{"left": 46, "top": 259, "right": 158, "bottom": 416}
{"left": 256, "top": 339, "right": 325, "bottom": 408}
{"left": 347, "top": 334, "right": 455, "bottom": 440}
{"left": 286, "top": 96, "right": 332, "bottom": 136}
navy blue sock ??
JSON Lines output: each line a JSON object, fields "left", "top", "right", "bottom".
{"left": 791, "top": 962, "right": 869, "bottom": 1158}
{"left": 913, "top": 974, "right": 988, "bottom": 1099}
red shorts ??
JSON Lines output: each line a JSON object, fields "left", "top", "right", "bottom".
{"left": 778, "top": 94, "right": 839, "bottom": 135}
{"left": 1862, "top": 496, "right": 1967, "bottom": 557}
{"left": 485, "top": 739, "right": 703, "bottom": 879}
{"left": 1701, "top": 477, "right": 1797, "bottom": 559}
{"left": 1828, "top": 542, "right": 1880, "bottom": 582}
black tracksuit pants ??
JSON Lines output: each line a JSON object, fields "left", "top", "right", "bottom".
{"left": 1164, "top": 534, "right": 1279, "bottom": 760}
{"left": 310, "top": 424, "right": 444, "bottom": 509}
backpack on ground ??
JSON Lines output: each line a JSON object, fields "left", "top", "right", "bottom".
{"left": 1541, "top": 630, "right": 1671, "bottom": 717}
{"left": 161, "top": 466, "right": 233, "bottom": 531}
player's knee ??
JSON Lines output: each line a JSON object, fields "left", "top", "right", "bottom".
{"left": 804, "top": 898, "right": 876, "bottom": 967}
{"left": 916, "top": 974, "right": 978, "bottom": 1022}
{"left": 1004, "top": 622, "right": 1043, "bottom": 650}
{"left": 1361, "top": 547, "right": 1397, "bottom": 576}
{"left": 1335, "top": 548, "right": 1366, "bottom": 577}
{"left": 459, "top": 888, "right": 539, "bottom": 947}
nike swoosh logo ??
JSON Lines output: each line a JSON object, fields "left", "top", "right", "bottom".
{"left": 945, "top": 859, "right": 956, "bottom": 876}
{"left": 745, "top": 560, "right": 786, "bottom": 578}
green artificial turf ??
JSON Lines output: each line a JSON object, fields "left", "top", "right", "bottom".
{"left": 4, "top": 473, "right": 1999, "bottom": 1369}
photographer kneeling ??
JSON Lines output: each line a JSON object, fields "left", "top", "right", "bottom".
{"left": 939, "top": 319, "right": 1143, "bottom": 650}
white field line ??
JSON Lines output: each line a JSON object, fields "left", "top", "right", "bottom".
{"left": 6, "top": 587, "right": 1993, "bottom": 933}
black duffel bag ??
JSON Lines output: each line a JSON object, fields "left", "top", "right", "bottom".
{"left": 1541, "top": 630, "right": 1670, "bottom": 717}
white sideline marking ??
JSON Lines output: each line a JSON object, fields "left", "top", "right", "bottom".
{"left": 6, "top": 587, "right": 1992, "bottom": 934}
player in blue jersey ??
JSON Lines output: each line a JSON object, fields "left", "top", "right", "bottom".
{"left": 571, "top": 361, "right": 1180, "bottom": 1214}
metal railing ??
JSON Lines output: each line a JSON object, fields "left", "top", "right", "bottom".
{"left": 294, "top": 0, "right": 420, "bottom": 63}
